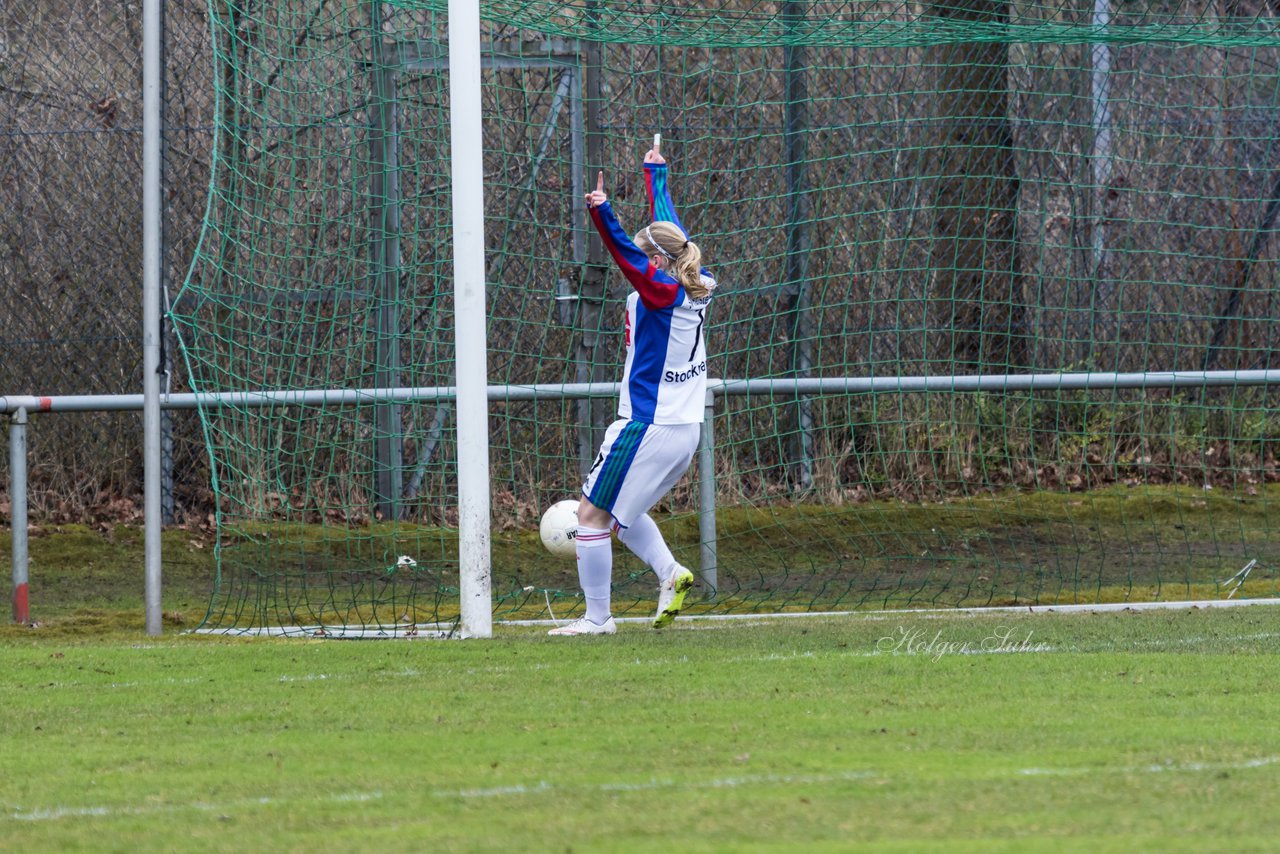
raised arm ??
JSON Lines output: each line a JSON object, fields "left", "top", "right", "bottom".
{"left": 643, "top": 148, "right": 687, "bottom": 236}
{"left": 584, "top": 170, "right": 682, "bottom": 310}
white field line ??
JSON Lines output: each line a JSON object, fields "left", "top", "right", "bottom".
{"left": 1093, "top": 631, "right": 1280, "bottom": 650}
{"left": 1015, "top": 756, "right": 1280, "bottom": 777}
{"left": 190, "top": 597, "right": 1280, "bottom": 637}
{"left": 10, "top": 757, "right": 1278, "bottom": 821}
{"left": 502, "top": 596, "right": 1280, "bottom": 627}
{"left": 8, "top": 791, "right": 384, "bottom": 822}
{"left": 444, "top": 770, "right": 877, "bottom": 800}
{"left": 4, "top": 675, "right": 212, "bottom": 691}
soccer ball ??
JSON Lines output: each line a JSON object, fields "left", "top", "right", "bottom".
{"left": 539, "top": 499, "right": 580, "bottom": 558}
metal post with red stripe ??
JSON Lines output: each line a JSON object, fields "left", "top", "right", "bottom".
{"left": 10, "top": 407, "right": 28, "bottom": 624}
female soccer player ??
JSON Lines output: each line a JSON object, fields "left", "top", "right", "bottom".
{"left": 550, "top": 141, "right": 717, "bottom": 636}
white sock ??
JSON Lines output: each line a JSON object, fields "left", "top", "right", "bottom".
{"left": 617, "top": 513, "right": 677, "bottom": 583}
{"left": 575, "top": 525, "right": 613, "bottom": 624}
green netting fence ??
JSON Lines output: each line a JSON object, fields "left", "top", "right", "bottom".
{"left": 171, "top": 0, "right": 1280, "bottom": 633}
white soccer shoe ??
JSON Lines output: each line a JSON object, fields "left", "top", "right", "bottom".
{"left": 547, "top": 616, "right": 617, "bottom": 636}
{"left": 654, "top": 565, "right": 695, "bottom": 629}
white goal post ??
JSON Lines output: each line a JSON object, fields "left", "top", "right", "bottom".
{"left": 449, "top": 0, "right": 493, "bottom": 638}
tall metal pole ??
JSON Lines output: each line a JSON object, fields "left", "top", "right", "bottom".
{"left": 697, "top": 390, "right": 718, "bottom": 598}
{"left": 371, "top": 20, "right": 404, "bottom": 522}
{"left": 576, "top": 5, "right": 609, "bottom": 478}
{"left": 449, "top": 0, "right": 492, "bottom": 637}
{"left": 783, "top": 1, "right": 814, "bottom": 491}
{"left": 10, "top": 409, "right": 28, "bottom": 624}
{"left": 1089, "top": 0, "right": 1114, "bottom": 353}
{"left": 142, "top": 0, "right": 164, "bottom": 636}
{"left": 159, "top": 0, "right": 175, "bottom": 526}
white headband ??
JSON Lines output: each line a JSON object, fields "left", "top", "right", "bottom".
{"left": 645, "top": 225, "right": 677, "bottom": 261}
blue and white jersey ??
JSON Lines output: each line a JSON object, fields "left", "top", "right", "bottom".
{"left": 588, "top": 163, "right": 716, "bottom": 425}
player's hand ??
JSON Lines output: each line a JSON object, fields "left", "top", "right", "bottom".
{"left": 584, "top": 171, "right": 607, "bottom": 208}
{"left": 644, "top": 148, "right": 666, "bottom": 165}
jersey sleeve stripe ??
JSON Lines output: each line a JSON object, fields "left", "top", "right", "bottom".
{"left": 644, "top": 164, "right": 685, "bottom": 235}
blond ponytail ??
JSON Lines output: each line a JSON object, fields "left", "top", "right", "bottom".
{"left": 635, "top": 220, "right": 710, "bottom": 299}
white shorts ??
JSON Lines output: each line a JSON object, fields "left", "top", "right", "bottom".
{"left": 581, "top": 419, "right": 700, "bottom": 529}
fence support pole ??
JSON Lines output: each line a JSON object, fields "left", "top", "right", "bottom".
{"left": 698, "top": 389, "right": 718, "bottom": 599}
{"left": 10, "top": 408, "right": 28, "bottom": 624}
{"left": 371, "top": 26, "right": 405, "bottom": 522}
{"left": 575, "top": 24, "right": 609, "bottom": 478}
{"left": 783, "top": 0, "right": 814, "bottom": 492}
{"left": 1089, "top": 0, "right": 1115, "bottom": 350}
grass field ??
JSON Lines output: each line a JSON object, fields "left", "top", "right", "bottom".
{"left": 2, "top": 606, "right": 1279, "bottom": 851}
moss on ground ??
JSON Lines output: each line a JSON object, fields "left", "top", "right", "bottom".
{"left": 2, "top": 484, "right": 1277, "bottom": 634}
